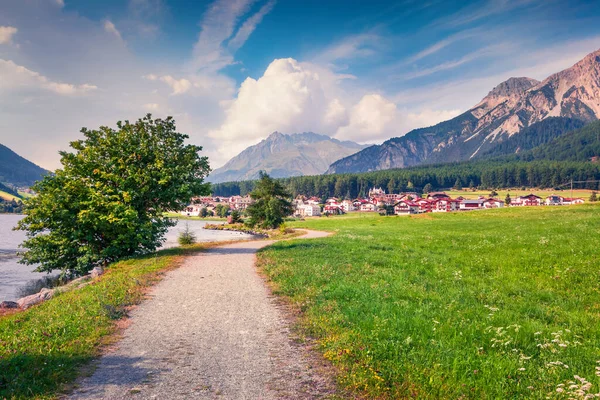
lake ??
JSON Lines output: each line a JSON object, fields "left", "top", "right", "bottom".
{"left": 0, "top": 215, "right": 254, "bottom": 302}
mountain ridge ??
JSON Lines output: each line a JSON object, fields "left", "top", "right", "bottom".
{"left": 327, "top": 48, "right": 600, "bottom": 174}
{"left": 209, "top": 132, "right": 369, "bottom": 183}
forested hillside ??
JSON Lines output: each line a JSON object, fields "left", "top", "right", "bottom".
{"left": 0, "top": 144, "right": 48, "bottom": 186}
{"left": 212, "top": 159, "right": 600, "bottom": 198}
{"left": 478, "top": 117, "right": 586, "bottom": 158}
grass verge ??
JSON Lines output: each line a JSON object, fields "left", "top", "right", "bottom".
{"left": 0, "top": 243, "right": 209, "bottom": 399}
{"left": 258, "top": 205, "right": 600, "bottom": 399}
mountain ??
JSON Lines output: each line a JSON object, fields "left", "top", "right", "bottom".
{"left": 478, "top": 117, "right": 585, "bottom": 158}
{"left": 516, "top": 119, "right": 600, "bottom": 162}
{"left": 0, "top": 144, "right": 48, "bottom": 187}
{"left": 208, "top": 132, "right": 369, "bottom": 183}
{"left": 327, "top": 48, "right": 600, "bottom": 174}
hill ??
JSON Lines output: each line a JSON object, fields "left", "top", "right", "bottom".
{"left": 0, "top": 143, "right": 48, "bottom": 187}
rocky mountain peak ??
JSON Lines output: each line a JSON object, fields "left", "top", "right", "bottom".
{"left": 487, "top": 77, "right": 540, "bottom": 98}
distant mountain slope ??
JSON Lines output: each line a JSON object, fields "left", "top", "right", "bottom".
{"left": 517, "top": 119, "right": 600, "bottom": 162}
{"left": 477, "top": 117, "right": 585, "bottom": 159}
{"left": 327, "top": 48, "right": 600, "bottom": 174}
{"left": 0, "top": 144, "right": 48, "bottom": 187}
{"left": 208, "top": 132, "right": 368, "bottom": 183}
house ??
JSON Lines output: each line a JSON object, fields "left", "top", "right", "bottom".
{"left": 181, "top": 204, "right": 203, "bottom": 216}
{"left": 483, "top": 198, "right": 504, "bottom": 208}
{"left": 229, "top": 195, "right": 253, "bottom": 210}
{"left": 459, "top": 198, "right": 485, "bottom": 211}
{"left": 427, "top": 192, "right": 451, "bottom": 200}
{"left": 297, "top": 204, "right": 321, "bottom": 217}
{"left": 432, "top": 198, "right": 459, "bottom": 212}
{"left": 341, "top": 200, "right": 356, "bottom": 212}
{"left": 563, "top": 197, "right": 585, "bottom": 205}
{"left": 306, "top": 196, "right": 321, "bottom": 205}
{"left": 416, "top": 198, "right": 434, "bottom": 213}
{"left": 514, "top": 194, "right": 542, "bottom": 206}
{"left": 360, "top": 202, "right": 377, "bottom": 212}
{"left": 324, "top": 205, "right": 344, "bottom": 215}
{"left": 394, "top": 200, "right": 419, "bottom": 215}
{"left": 545, "top": 195, "right": 564, "bottom": 206}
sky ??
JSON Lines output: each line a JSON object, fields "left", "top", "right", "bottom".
{"left": 1, "top": 0, "right": 600, "bottom": 172}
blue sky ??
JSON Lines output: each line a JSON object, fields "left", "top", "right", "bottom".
{"left": 1, "top": 0, "right": 599, "bottom": 170}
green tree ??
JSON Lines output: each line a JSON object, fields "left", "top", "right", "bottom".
{"left": 215, "top": 203, "right": 230, "bottom": 218}
{"left": 246, "top": 172, "right": 293, "bottom": 229}
{"left": 453, "top": 177, "right": 463, "bottom": 190}
{"left": 505, "top": 193, "right": 512, "bottom": 206}
{"left": 590, "top": 191, "right": 598, "bottom": 202}
{"left": 423, "top": 183, "right": 433, "bottom": 194}
{"left": 16, "top": 115, "right": 210, "bottom": 275}
{"left": 490, "top": 190, "right": 498, "bottom": 198}
{"left": 200, "top": 207, "right": 209, "bottom": 218}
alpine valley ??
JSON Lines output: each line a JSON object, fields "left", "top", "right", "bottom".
{"left": 326, "top": 48, "right": 600, "bottom": 174}
{"left": 208, "top": 132, "right": 368, "bottom": 183}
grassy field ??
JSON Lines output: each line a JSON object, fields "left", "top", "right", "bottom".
{"left": 258, "top": 205, "right": 600, "bottom": 399}
{"left": 0, "top": 244, "right": 210, "bottom": 399}
{"left": 163, "top": 211, "right": 223, "bottom": 221}
{"left": 444, "top": 188, "right": 594, "bottom": 200}
{"left": 0, "top": 190, "right": 21, "bottom": 201}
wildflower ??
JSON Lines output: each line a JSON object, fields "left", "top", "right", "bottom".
{"left": 519, "top": 368, "right": 526, "bottom": 371}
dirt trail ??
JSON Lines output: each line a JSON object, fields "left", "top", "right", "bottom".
{"left": 69, "top": 230, "right": 336, "bottom": 399}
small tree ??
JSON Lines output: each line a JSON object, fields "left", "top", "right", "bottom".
{"left": 490, "top": 190, "right": 498, "bottom": 198}
{"left": 230, "top": 210, "right": 243, "bottom": 224}
{"left": 16, "top": 115, "right": 210, "bottom": 275}
{"left": 469, "top": 180, "right": 475, "bottom": 190}
{"left": 178, "top": 223, "right": 197, "bottom": 245}
{"left": 423, "top": 183, "right": 433, "bottom": 194}
{"left": 590, "top": 191, "right": 598, "bottom": 202}
{"left": 505, "top": 193, "right": 512, "bottom": 206}
{"left": 200, "top": 207, "right": 209, "bottom": 218}
{"left": 246, "top": 172, "right": 293, "bottom": 229}
{"left": 453, "top": 178, "right": 463, "bottom": 190}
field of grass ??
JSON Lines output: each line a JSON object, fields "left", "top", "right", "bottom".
{"left": 163, "top": 211, "right": 223, "bottom": 221}
{"left": 0, "top": 244, "right": 209, "bottom": 399}
{"left": 444, "top": 188, "right": 594, "bottom": 200}
{"left": 0, "top": 190, "right": 21, "bottom": 201}
{"left": 258, "top": 205, "right": 600, "bottom": 399}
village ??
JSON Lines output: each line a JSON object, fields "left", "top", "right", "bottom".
{"left": 181, "top": 188, "right": 586, "bottom": 218}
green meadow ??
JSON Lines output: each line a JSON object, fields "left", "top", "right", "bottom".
{"left": 258, "top": 205, "right": 600, "bottom": 399}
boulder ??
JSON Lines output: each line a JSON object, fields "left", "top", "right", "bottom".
{"left": 0, "top": 301, "right": 19, "bottom": 309}
{"left": 17, "top": 288, "right": 55, "bottom": 309}
{"left": 91, "top": 266, "right": 104, "bottom": 278}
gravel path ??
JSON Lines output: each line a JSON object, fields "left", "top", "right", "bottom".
{"left": 69, "top": 230, "right": 336, "bottom": 400}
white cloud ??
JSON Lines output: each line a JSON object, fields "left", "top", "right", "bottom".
{"left": 208, "top": 58, "right": 404, "bottom": 166}
{"left": 335, "top": 94, "right": 397, "bottom": 142}
{"left": 191, "top": 0, "right": 275, "bottom": 72}
{"left": 0, "top": 26, "right": 18, "bottom": 45}
{"left": 54, "top": 0, "right": 65, "bottom": 7}
{"left": 143, "top": 103, "right": 159, "bottom": 110}
{"left": 228, "top": 0, "right": 275, "bottom": 52}
{"left": 103, "top": 20, "right": 123, "bottom": 41}
{"left": 0, "top": 59, "right": 98, "bottom": 95}
{"left": 142, "top": 73, "right": 158, "bottom": 81}
{"left": 313, "top": 33, "right": 382, "bottom": 65}
{"left": 159, "top": 75, "right": 192, "bottom": 95}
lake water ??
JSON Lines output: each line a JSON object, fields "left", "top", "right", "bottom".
{"left": 0, "top": 215, "right": 254, "bottom": 302}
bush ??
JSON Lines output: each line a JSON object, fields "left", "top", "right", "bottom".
{"left": 177, "top": 223, "right": 197, "bottom": 245}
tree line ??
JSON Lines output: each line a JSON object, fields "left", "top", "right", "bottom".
{"left": 211, "top": 160, "right": 600, "bottom": 199}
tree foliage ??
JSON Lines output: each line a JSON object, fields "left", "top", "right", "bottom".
{"left": 245, "top": 172, "right": 293, "bottom": 229}
{"left": 16, "top": 115, "right": 211, "bottom": 275}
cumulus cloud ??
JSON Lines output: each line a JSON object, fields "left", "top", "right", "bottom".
{"left": 335, "top": 94, "right": 397, "bottom": 142}
{"left": 0, "top": 59, "right": 98, "bottom": 95}
{"left": 208, "top": 58, "right": 406, "bottom": 165}
{"left": 0, "top": 26, "right": 18, "bottom": 45}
